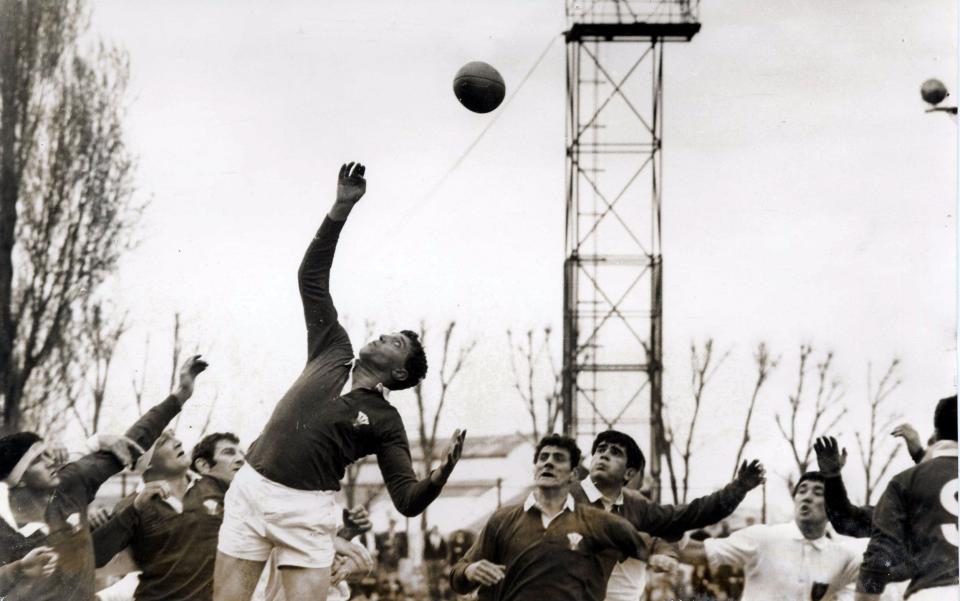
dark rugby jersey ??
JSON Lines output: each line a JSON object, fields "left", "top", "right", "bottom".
{"left": 0, "top": 395, "right": 181, "bottom": 601}
{"left": 572, "top": 477, "right": 750, "bottom": 541}
{"left": 450, "top": 497, "right": 650, "bottom": 601}
{"left": 246, "top": 217, "right": 441, "bottom": 516}
{"left": 93, "top": 475, "right": 227, "bottom": 601}
{"left": 858, "top": 443, "right": 959, "bottom": 598}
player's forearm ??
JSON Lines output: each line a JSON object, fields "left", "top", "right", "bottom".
{"left": 823, "top": 474, "right": 874, "bottom": 537}
{"left": 644, "top": 481, "right": 747, "bottom": 541}
{"left": 92, "top": 507, "right": 137, "bottom": 568}
{"left": 449, "top": 561, "right": 480, "bottom": 594}
{"left": 677, "top": 539, "right": 707, "bottom": 565}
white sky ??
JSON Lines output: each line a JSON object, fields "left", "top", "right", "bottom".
{"left": 83, "top": 0, "right": 957, "bottom": 512}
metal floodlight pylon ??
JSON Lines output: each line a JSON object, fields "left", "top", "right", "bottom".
{"left": 561, "top": 0, "right": 699, "bottom": 501}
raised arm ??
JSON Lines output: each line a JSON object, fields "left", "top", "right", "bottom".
{"left": 857, "top": 478, "right": 910, "bottom": 599}
{"left": 595, "top": 509, "right": 652, "bottom": 562}
{"left": 58, "top": 356, "right": 208, "bottom": 503}
{"left": 630, "top": 459, "right": 765, "bottom": 541}
{"left": 815, "top": 436, "right": 875, "bottom": 537}
{"left": 300, "top": 162, "right": 366, "bottom": 360}
{"left": 376, "top": 425, "right": 465, "bottom": 517}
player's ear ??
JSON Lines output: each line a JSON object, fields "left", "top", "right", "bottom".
{"left": 194, "top": 458, "right": 210, "bottom": 475}
{"left": 390, "top": 367, "right": 409, "bottom": 384}
{"left": 623, "top": 467, "right": 638, "bottom": 485}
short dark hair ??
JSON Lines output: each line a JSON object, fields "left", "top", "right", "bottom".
{"left": 792, "top": 471, "right": 825, "bottom": 497}
{"left": 191, "top": 432, "right": 240, "bottom": 472}
{"left": 392, "top": 330, "right": 427, "bottom": 391}
{"left": 935, "top": 395, "right": 957, "bottom": 441}
{"left": 534, "top": 434, "right": 581, "bottom": 468}
{"left": 592, "top": 430, "right": 645, "bottom": 475}
{"left": 0, "top": 432, "right": 42, "bottom": 481}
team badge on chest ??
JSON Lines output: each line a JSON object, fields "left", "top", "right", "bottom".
{"left": 352, "top": 411, "right": 370, "bottom": 428}
{"left": 567, "top": 532, "right": 583, "bottom": 551}
{"left": 203, "top": 499, "right": 221, "bottom": 515}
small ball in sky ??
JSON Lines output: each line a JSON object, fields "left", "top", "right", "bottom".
{"left": 453, "top": 62, "right": 506, "bottom": 114}
{"left": 921, "top": 78, "right": 949, "bottom": 105}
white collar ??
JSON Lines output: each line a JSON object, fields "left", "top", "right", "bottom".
{"left": 524, "top": 492, "right": 576, "bottom": 514}
{"left": 788, "top": 520, "right": 830, "bottom": 550}
{"left": 580, "top": 477, "right": 624, "bottom": 507}
{"left": 925, "top": 440, "right": 958, "bottom": 460}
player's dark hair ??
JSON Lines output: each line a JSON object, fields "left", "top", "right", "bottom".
{"left": 0, "top": 432, "right": 42, "bottom": 481}
{"left": 534, "top": 433, "right": 582, "bottom": 468}
{"left": 191, "top": 432, "right": 240, "bottom": 472}
{"left": 792, "top": 471, "right": 825, "bottom": 497}
{"left": 592, "top": 430, "right": 645, "bottom": 475}
{"left": 934, "top": 395, "right": 957, "bottom": 441}
{"left": 392, "top": 330, "right": 427, "bottom": 391}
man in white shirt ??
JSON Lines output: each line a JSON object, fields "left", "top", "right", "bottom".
{"left": 680, "top": 472, "right": 861, "bottom": 601}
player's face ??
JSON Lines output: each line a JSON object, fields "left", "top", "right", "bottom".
{"left": 534, "top": 445, "right": 575, "bottom": 489}
{"left": 359, "top": 332, "right": 414, "bottom": 382}
{"left": 201, "top": 439, "right": 244, "bottom": 483}
{"left": 590, "top": 441, "right": 632, "bottom": 485}
{"left": 150, "top": 432, "right": 191, "bottom": 475}
{"left": 793, "top": 480, "right": 827, "bottom": 526}
{"left": 20, "top": 443, "right": 61, "bottom": 490}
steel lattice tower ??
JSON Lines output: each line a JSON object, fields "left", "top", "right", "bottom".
{"left": 561, "top": 0, "right": 699, "bottom": 500}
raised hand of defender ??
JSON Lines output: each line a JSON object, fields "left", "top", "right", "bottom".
{"left": 465, "top": 559, "right": 506, "bottom": 587}
{"left": 814, "top": 436, "right": 847, "bottom": 477}
{"left": 134, "top": 481, "right": 171, "bottom": 512}
{"left": 735, "top": 459, "right": 766, "bottom": 490}
{"left": 431, "top": 428, "right": 467, "bottom": 485}
{"left": 891, "top": 423, "right": 924, "bottom": 458}
{"left": 97, "top": 435, "right": 146, "bottom": 469}
{"left": 336, "top": 162, "right": 366, "bottom": 204}
{"left": 18, "top": 546, "right": 58, "bottom": 578}
{"left": 173, "top": 354, "right": 209, "bottom": 405}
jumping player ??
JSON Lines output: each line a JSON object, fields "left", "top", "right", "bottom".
{"left": 855, "top": 395, "right": 959, "bottom": 601}
{"left": 214, "top": 162, "right": 466, "bottom": 601}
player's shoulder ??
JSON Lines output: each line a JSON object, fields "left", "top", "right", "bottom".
{"left": 621, "top": 487, "right": 651, "bottom": 506}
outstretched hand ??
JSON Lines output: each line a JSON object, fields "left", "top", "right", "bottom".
{"left": 814, "top": 436, "right": 847, "bottom": 476}
{"left": 735, "top": 459, "right": 766, "bottom": 490}
{"left": 329, "top": 161, "right": 367, "bottom": 222}
{"left": 173, "top": 354, "right": 209, "bottom": 404}
{"left": 891, "top": 423, "right": 924, "bottom": 458}
{"left": 431, "top": 429, "right": 466, "bottom": 485}
{"left": 97, "top": 435, "right": 146, "bottom": 469}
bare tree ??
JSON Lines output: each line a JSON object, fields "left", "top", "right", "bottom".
{"left": 664, "top": 339, "right": 730, "bottom": 503}
{"left": 414, "top": 320, "right": 476, "bottom": 530}
{"left": 131, "top": 334, "right": 150, "bottom": 417}
{"left": 775, "top": 345, "right": 848, "bottom": 481}
{"left": 855, "top": 358, "right": 903, "bottom": 503}
{"left": 1, "top": 1, "right": 140, "bottom": 433}
{"left": 61, "top": 300, "right": 127, "bottom": 436}
{"left": 731, "top": 342, "right": 779, "bottom": 478}
{"left": 507, "top": 327, "right": 562, "bottom": 446}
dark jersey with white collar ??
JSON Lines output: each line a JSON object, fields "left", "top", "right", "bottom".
{"left": 858, "top": 447, "right": 959, "bottom": 597}
{"left": 246, "top": 217, "right": 441, "bottom": 516}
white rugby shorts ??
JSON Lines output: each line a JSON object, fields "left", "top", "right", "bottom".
{"left": 218, "top": 464, "right": 339, "bottom": 569}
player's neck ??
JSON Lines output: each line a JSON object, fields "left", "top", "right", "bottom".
{"left": 351, "top": 361, "right": 385, "bottom": 391}
{"left": 145, "top": 471, "right": 192, "bottom": 499}
{"left": 795, "top": 519, "right": 826, "bottom": 541}
{"left": 589, "top": 475, "right": 622, "bottom": 501}
{"left": 534, "top": 486, "right": 570, "bottom": 516}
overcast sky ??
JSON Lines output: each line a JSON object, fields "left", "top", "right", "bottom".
{"left": 83, "top": 0, "right": 956, "bottom": 510}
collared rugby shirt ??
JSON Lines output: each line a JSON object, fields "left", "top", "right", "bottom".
{"left": 450, "top": 494, "right": 650, "bottom": 601}
{"left": 93, "top": 474, "right": 227, "bottom": 601}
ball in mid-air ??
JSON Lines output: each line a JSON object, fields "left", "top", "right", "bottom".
{"left": 921, "top": 78, "right": 949, "bottom": 105}
{"left": 453, "top": 62, "right": 505, "bottom": 114}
